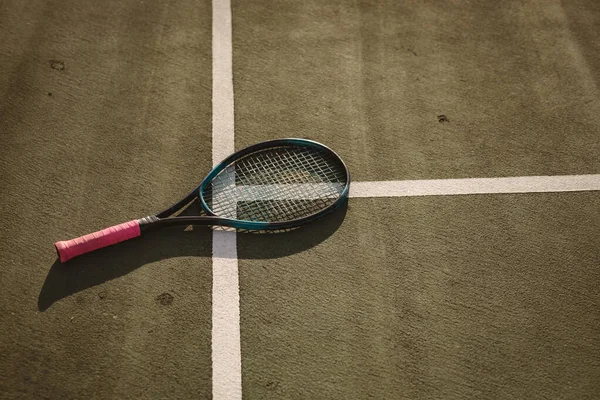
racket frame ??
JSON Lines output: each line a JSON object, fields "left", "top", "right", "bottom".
{"left": 140, "top": 138, "right": 350, "bottom": 232}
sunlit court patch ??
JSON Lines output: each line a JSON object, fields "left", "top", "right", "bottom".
{"left": 231, "top": 0, "right": 600, "bottom": 182}
{"left": 231, "top": 1, "right": 600, "bottom": 397}
{"left": 237, "top": 192, "right": 600, "bottom": 399}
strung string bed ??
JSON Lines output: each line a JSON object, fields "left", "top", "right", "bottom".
{"left": 202, "top": 145, "right": 348, "bottom": 223}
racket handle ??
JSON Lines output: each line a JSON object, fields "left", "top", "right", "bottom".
{"left": 54, "top": 220, "right": 141, "bottom": 262}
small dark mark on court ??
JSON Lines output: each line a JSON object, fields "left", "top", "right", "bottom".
{"left": 49, "top": 60, "right": 65, "bottom": 71}
{"left": 47, "top": 92, "right": 52, "bottom": 96}
{"left": 438, "top": 114, "right": 450, "bottom": 123}
{"left": 156, "top": 292, "right": 174, "bottom": 306}
{"left": 395, "top": 46, "right": 417, "bottom": 56}
{"left": 98, "top": 291, "right": 107, "bottom": 300}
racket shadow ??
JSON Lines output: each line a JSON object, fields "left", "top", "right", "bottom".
{"left": 38, "top": 199, "right": 347, "bottom": 311}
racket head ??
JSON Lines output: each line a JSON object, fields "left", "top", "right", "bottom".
{"left": 199, "top": 139, "right": 350, "bottom": 230}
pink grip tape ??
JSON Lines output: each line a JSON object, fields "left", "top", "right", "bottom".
{"left": 54, "top": 220, "right": 141, "bottom": 262}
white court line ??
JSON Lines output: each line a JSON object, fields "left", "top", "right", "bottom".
{"left": 349, "top": 175, "right": 600, "bottom": 197}
{"left": 211, "top": 0, "right": 241, "bottom": 399}
{"left": 202, "top": 175, "right": 600, "bottom": 203}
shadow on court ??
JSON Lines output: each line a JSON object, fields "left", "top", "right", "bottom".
{"left": 38, "top": 201, "right": 348, "bottom": 311}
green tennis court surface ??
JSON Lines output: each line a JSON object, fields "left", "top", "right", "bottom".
{"left": 1, "top": 0, "right": 599, "bottom": 399}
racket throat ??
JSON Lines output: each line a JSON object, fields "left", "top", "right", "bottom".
{"left": 137, "top": 214, "right": 237, "bottom": 232}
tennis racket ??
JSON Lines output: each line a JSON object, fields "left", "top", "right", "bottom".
{"left": 54, "top": 138, "right": 350, "bottom": 262}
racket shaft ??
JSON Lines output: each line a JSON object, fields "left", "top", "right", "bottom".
{"left": 54, "top": 220, "right": 141, "bottom": 262}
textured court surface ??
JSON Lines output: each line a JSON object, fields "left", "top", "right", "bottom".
{"left": 1, "top": 1, "right": 600, "bottom": 399}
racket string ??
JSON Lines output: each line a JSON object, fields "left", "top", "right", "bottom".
{"left": 203, "top": 145, "right": 347, "bottom": 223}
{"left": 256, "top": 149, "right": 333, "bottom": 218}
{"left": 255, "top": 148, "right": 339, "bottom": 220}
